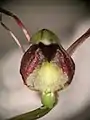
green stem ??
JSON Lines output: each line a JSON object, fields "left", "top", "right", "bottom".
{"left": 7, "top": 106, "right": 52, "bottom": 120}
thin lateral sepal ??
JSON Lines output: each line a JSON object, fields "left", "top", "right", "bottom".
{"left": 67, "top": 28, "right": 90, "bottom": 56}
{"left": 0, "top": 7, "right": 30, "bottom": 42}
{"left": 0, "top": 20, "right": 25, "bottom": 53}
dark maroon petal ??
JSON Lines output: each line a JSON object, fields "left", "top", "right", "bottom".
{"left": 20, "top": 42, "right": 75, "bottom": 86}
{"left": 52, "top": 44, "right": 75, "bottom": 84}
{"left": 20, "top": 44, "right": 44, "bottom": 85}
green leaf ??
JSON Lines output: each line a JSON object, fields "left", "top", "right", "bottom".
{"left": 7, "top": 106, "right": 52, "bottom": 120}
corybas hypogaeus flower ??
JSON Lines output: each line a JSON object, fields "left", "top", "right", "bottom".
{"left": 0, "top": 7, "right": 90, "bottom": 120}
{"left": 20, "top": 29, "right": 75, "bottom": 108}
